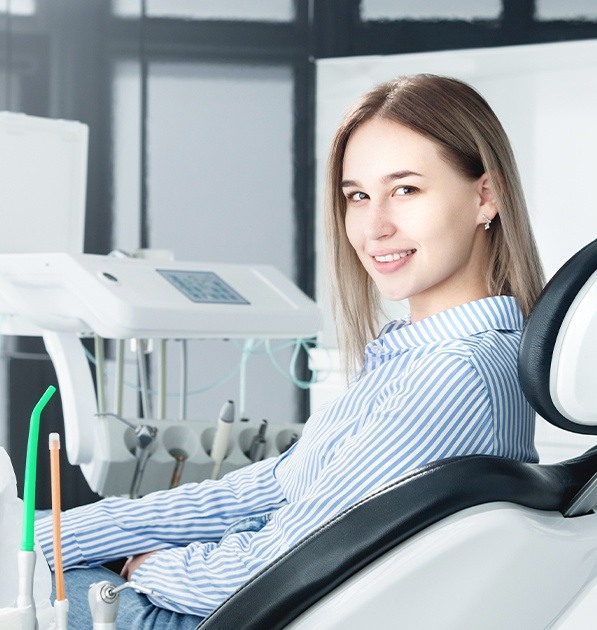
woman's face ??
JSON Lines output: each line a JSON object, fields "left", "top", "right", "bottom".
{"left": 342, "top": 117, "right": 495, "bottom": 322}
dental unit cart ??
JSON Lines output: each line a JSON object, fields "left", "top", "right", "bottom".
{"left": 0, "top": 252, "right": 322, "bottom": 497}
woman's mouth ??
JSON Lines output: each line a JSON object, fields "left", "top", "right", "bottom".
{"left": 371, "top": 249, "right": 416, "bottom": 273}
{"left": 373, "top": 249, "right": 416, "bottom": 263}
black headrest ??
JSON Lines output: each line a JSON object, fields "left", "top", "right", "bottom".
{"left": 519, "top": 238, "right": 597, "bottom": 435}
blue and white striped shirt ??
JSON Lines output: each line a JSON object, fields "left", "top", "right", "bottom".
{"left": 36, "top": 295, "right": 537, "bottom": 617}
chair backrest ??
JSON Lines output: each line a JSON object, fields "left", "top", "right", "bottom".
{"left": 518, "top": 237, "right": 597, "bottom": 516}
{"left": 519, "top": 237, "right": 597, "bottom": 435}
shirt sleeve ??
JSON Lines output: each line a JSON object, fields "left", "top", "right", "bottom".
{"left": 35, "top": 455, "right": 286, "bottom": 570}
{"left": 124, "top": 351, "right": 494, "bottom": 616}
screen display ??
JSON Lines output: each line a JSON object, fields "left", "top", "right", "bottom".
{"left": 157, "top": 269, "right": 250, "bottom": 304}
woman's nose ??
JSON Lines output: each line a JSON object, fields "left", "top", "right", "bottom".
{"left": 364, "top": 202, "right": 396, "bottom": 240}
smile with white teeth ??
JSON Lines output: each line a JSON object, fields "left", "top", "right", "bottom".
{"left": 374, "top": 249, "right": 416, "bottom": 262}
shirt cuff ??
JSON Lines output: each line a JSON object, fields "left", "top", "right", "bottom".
{"left": 35, "top": 513, "right": 87, "bottom": 569}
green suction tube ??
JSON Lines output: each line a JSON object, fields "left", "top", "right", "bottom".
{"left": 21, "top": 385, "right": 57, "bottom": 552}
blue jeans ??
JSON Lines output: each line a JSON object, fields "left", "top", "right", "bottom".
{"left": 55, "top": 567, "right": 204, "bottom": 629}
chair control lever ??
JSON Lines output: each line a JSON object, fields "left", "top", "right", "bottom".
{"left": 564, "top": 472, "right": 597, "bottom": 517}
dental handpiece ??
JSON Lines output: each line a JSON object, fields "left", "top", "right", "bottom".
{"left": 248, "top": 419, "right": 268, "bottom": 462}
{"left": 281, "top": 432, "right": 299, "bottom": 453}
{"left": 169, "top": 447, "right": 188, "bottom": 489}
{"left": 129, "top": 424, "right": 158, "bottom": 499}
{"left": 89, "top": 580, "right": 155, "bottom": 630}
{"left": 96, "top": 414, "right": 157, "bottom": 498}
{"left": 210, "top": 400, "right": 234, "bottom": 480}
{"left": 88, "top": 581, "right": 120, "bottom": 630}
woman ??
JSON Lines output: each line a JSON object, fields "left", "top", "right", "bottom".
{"left": 36, "top": 74, "right": 544, "bottom": 628}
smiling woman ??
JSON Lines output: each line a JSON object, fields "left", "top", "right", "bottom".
{"left": 326, "top": 74, "right": 545, "bottom": 376}
{"left": 342, "top": 119, "right": 496, "bottom": 321}
{"left": 35, "top": 74, "right": 545, "bottom": 629}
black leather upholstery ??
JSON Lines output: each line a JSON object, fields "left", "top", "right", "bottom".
{"left": 198, "top": 447, "right": 597, "bottom": 630}
{"left": 519, "top": 237, "right": 597, "bottom": 434}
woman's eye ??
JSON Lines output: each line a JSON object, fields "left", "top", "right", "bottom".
{"left": 348, "top": 191, "right": 368, "bottom": 201}
{"left": 395, "top": 186, "right": 417, "bottom": 196}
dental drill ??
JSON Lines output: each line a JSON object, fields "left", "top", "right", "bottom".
{"left": 97, "top": 414, "right": 158, "bottom": 499}
{"left": 169, "top": 448, "right": 188, "bottom": 489}
{"left": 248, "top": 420, "right": 268, "bottom": 463}
{"left": 88, "top": 581, "right": 119, "bottom": 630}
{"left": 88, "top": 581, "right": 155, "bottom": 630}
{"left": 281, "top": 432, "right": 299, "bottom": 453}
{"left": 129, "top": 424, "right": 158, "bottom": 499}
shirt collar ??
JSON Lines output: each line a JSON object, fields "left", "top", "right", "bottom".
{"left": 365, "top": 296, "right": 524, "bottom": 360}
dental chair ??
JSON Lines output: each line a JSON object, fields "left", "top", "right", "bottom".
{"left": 199, "top": 238, "right": 597, "bottom": 630}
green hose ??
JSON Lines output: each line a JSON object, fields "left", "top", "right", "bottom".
{"left": 21, "top": 385, "right": 57, "bottom": 552}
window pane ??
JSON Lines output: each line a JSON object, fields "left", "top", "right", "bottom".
{"left": 360, "top": 0, "right": 501, "bottom": 21}
{"left": 0, "top": 72, "right": 23, "bottom": 112}
{"left": 536, "top": 0, "right": 597, "bottom": 20}
{"left": 113, "top": 0, "right": 294, "bottom": 21}
{"left": 112, "top": 60, "right": 142, "bottom": 254}
{"left": 112, "top": 61, "right": 295, "bottom": 271}
{"left": 0, "top": 0, "right": 35, "bottom": 15}
{"left": 146, "top": 61, "right": 294, "bottom": 274}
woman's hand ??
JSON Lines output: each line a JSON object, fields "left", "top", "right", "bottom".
{"left": 120, "top": 551, "right": 157, "bottom": 580}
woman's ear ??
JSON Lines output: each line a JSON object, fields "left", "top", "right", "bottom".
{"left": 476, "top": 172, "right": 498, "bottom": 223}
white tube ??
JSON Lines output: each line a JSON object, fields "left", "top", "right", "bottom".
{"left": 210, "top": 400, "right": 234, "bottom": 480}
{"left": 16, "top": 550, "right": 36, "bottom": 630}
{"left": 238, "top": 339, "right": 254, "bottom": 420}
{"left": 135, "top": 340, "right": 152, "bottom": 419}
{"left": 157, "top": 339, "right": 167, "bottom": 420}
{"left": 178, "top": 340, "right": 188, "bottom": 420}
{"left": 114, "top": 340, "right": 125, "bottom": 417}
{"left": 94, "top": 336, "right": 106, "bottom": 415}
{"left": 54, "top": 598, "right": 69, "bottom": 630}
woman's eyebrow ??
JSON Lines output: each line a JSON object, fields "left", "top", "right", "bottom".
{"left": 341, "top": 170, "right": 423, "bottom": 188}
{"left": 382, "top": 170, "right": 423, "bottom": 183}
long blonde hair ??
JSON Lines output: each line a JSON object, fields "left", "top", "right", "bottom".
{"left": 325, "top": 74, "right": 545, "bottom": 377}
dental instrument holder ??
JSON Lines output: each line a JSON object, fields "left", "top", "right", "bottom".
{"left": 87, "top": 412, "right": 302, "bottom": 497}
{"left": 0, "top": 253, "right": 319, "bottom": 497}
{"left": 40, "top": 332, "right": 305, "bottom": 497}
{"left": 41, "top": 330, "right": 306, "bottom": 497}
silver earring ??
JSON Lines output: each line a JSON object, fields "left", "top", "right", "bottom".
{"left": 482, "top": 214, "right": 492, "bottom": 230}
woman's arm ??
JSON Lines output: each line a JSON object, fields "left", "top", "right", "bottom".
{"left": 35, "top": 455, "right": 286, "bottom": 569}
